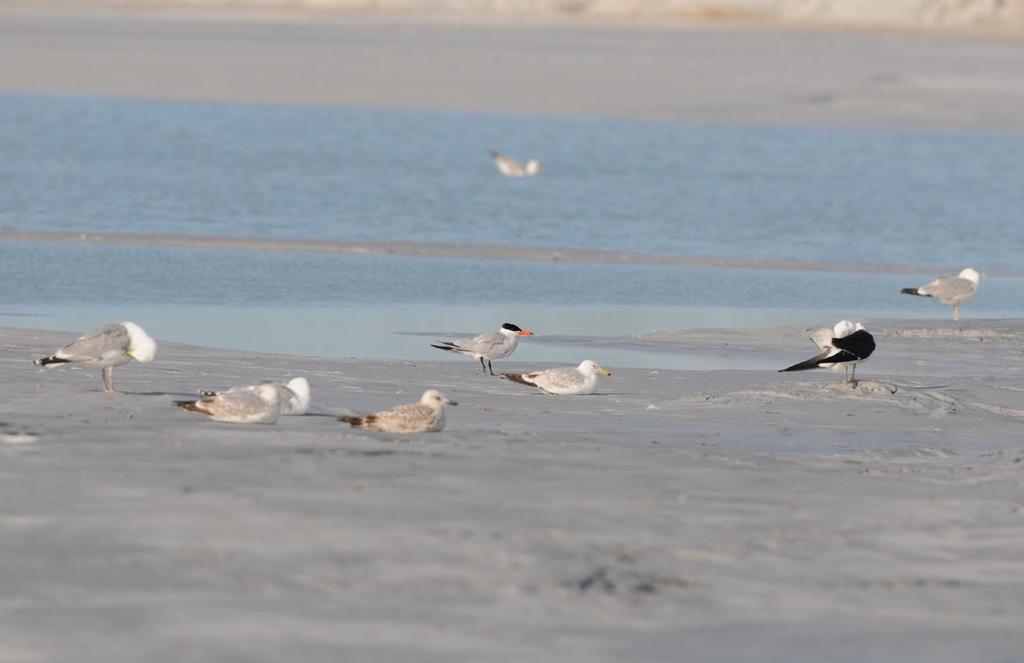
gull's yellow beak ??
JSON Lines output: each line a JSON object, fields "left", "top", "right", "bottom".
{"left": 598, "top": 367, "right": 612, "bottom": 377}
{"left": 123, "top": 349, "right": 133, "bottom": 357}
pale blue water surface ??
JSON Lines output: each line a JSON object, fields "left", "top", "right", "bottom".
{"left": 2, "top": 93, "right": 1022, "bottom": 367}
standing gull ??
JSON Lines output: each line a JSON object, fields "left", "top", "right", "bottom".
{"left": 175, "top": 383, "right": 282, "bottom": 424}
{"left": 338, "top": 389, "right": 457, "bottom": 433}
{"left": 901, "top": 268, "right": 981, "bottom": 321}
{"left": 490, "top": 150, "right": 541, "bottom": 177}
{"left": 33, "top": 321, "right": 157, "bottom": 393}
{"left": 431, "top": 323, "right": 534, "bottom": 375}
{"left": 780, "top": 320, "right": 875, "bottom": 383}
{"left": 502, "top": 360, "right": 611, "bottom": 395}
{"left": 199, "top": 377, "right": 310, "bottom": 416}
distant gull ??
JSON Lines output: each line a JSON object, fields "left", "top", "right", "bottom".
{"left": 490, "top": 150, "right": 541, "bottom": 177}
{"left": 502, "top": 360, "right": 611, "bottom": 395}
{"left": 901, "top": 268, "right": 981, "bottom": 321}
{"left": 175, "top": 383, "right": 281, "bottom": 424}
{"left": 199, "top": 377, "right": 310, "bottom": 415}
{"left": 780, "top": 320, "right": 875, "bottom": 383}
{"left": 33, "top": 321, "right": 157, "bottom": 393}
{"left": 431, "top": 323, "right": 534, "bottom": 375}
{"left": 338, "top": 389, "right": 456, "bottom": 433}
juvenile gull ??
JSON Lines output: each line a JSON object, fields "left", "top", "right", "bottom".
{"left": 901, "top": 268, "right": 981, "bottom": 321}
{"left": 780, "top": 320, "right": 875, "bottom": 383}
{"left": 175, "top": 383, "right": 282, "bottom": 424}
{"left": 338, "top": 389, "right": 456, "bottom": 433}
{"left": 490, "top": 150, "right": 541, "bottom": 177}
{"left": 33, "top": 321, "right": 157, "bottom": 393}
{"left": 431, "top": 323, "right": 534, "bottom": 375}
{"left": 199, "top": 377, "right": 310, "bottom": 416}
{"left": 503, "top": 360, "right": 611, "bottom": 395}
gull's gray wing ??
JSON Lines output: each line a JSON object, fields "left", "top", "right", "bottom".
{"left": 918, "top": 275, "right": 976, "bottom": 303}
{"left": 532, "top": 367, "right": 586, "bottom": 392}
{"left": 205, "top": 388, "right": 275, "bottom": 422}
{"left": 56, "top": 323, "right": 129, "bottom": 361}
{"left": 370, "top": 403, "right": 438, "bottom": 432}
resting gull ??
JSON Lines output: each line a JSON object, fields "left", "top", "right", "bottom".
{"left": 431, "top": 323, "right": 534, "bottom": 375}
{"left": 780, "top": 320, "right": 875, "bottom": 383}
{"left": 502, "top": 360, "right": 611, "bottom": 395}
{"left": 175, "top": 383, "right": 282, "bottom": 424}
{"left": 199, "top": 377, "right": 310, "bottom": 416}
{"left": 33, "top": 321, "right": 157, "bottom": 393}
{"left": 901, "top": 268, "right": 980, "bottom": 321}
{"left": 338, "top": 389, "right": 456, "bottom": 433}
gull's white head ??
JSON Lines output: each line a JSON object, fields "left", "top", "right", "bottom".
{"left": 577, "top": 360, "right": 612, "bottom": 377}
{"left": 832, "top": 320, "right": 858, "bottom": 338}
{"left": 286, "top": 377, "right": 311, "bottom": 409}
{"left": 525, "top": 160, "right": 542, "bottom": 176}
{"left": 959, "top": 268, "right": 981, "bottom": 284}
{"left": 421, "top": 389, "right": 457, "bottom": 408}
{"left": 121, "top": 321, "right": 157, "bottom": 364}
{"left": 254, "top": 383, "right": 281, "bottom": 405}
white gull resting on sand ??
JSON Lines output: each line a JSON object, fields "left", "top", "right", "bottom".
{"left": 490, "top": 150, "right": 541, "bottom": 177}
{"left": 198, "top": 377, "right": 310, "bottom": 416}
{"left": 33, "top": 321, "right": 157, "bottom": 393}
{"left": 901, "top": 268, "right": 981, "bottom": 322}
{"left": 175, "top": 383, "right": 282, "bottom": 424}
{"left": 502, "top": 360, "right": 611, "bottom": 395}
{"left": 780, "top": 320, "right": 875, "bottom": 383}
{"left": 338, "top": 389, "right": 456, "bottom": 433}
{"left": 431, "top": 323, "right": 534, "bottom": 375}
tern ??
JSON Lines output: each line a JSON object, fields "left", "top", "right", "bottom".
{"left": 431, "top": 323, "right": 534, "bottom": 375}
{"left": 490, "top": 150, "right": 541, "bottom": 177}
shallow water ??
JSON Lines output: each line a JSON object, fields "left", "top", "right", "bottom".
{"left": 2, "top": 93, "right": 1021, "bottom": 366}
{"left": 4, "top": 93, "right": 1024, "bottom": 268}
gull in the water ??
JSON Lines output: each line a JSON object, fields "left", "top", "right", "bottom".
{"left": 431, "top": 323, "right": 534, "bottom": 375}
{"left": 198, "top": 377, "right": 310, "bottom": 416}
{"left": 502, "top": 360, "right": 611, "bottom": 395}
{"left": 780, "top": 320, "right": 875, "bottom": 383}
{"left": 175, "top": 383, "right": 282, "bottom": 424}
{"left": 33, "top": 321, "right": 157, "bottom": 393}
{"left": 901, "top": 268, "right": 981, "bottom": 321}
{"left": 338, "top": 389, "right": 457, "bottom": 433}
{"left": 490, "top": 150, "right": 541, "bottom": 177}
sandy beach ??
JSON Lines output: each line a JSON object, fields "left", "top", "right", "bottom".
{"left": 3, "top": 322, "right": 1024, "bottom": 661}
{"left": 3, "top": 3, "right": 1024, "bottom": 660}
{"left": 2, "top": 3, "right": 1024, "bottom": 132}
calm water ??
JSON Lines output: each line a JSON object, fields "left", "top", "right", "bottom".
{"left": 2, "top": 93, "right": 1022, "bottom": 366}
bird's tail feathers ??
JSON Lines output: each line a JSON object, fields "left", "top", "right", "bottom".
{"left": 338, "top": 415, "right": 371, "bottom": 428}
{"left": 901, "top": 288, "right": 927, "bottom": 297}
{"left": 174, "top": 400, "right": 210, "bottom": 414}
{"left": 502, "top": 372, "right": 535, "bottom": 386}
{"left": 431, "top": 342, "right": 462, "bottom": 353}
{"left": 34, "top": 355, "right": 70, "bottom": 367}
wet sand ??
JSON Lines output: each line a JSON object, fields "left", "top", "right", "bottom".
{"left": 3, "top": 323, "right": 1024, "bottom": 661}
{"left": 2, "top": 3, "right": 1024, "bottom": 131}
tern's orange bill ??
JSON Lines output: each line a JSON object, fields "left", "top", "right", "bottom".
{"left": 517, "top": 330, "right": 535, "bottom": 336}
